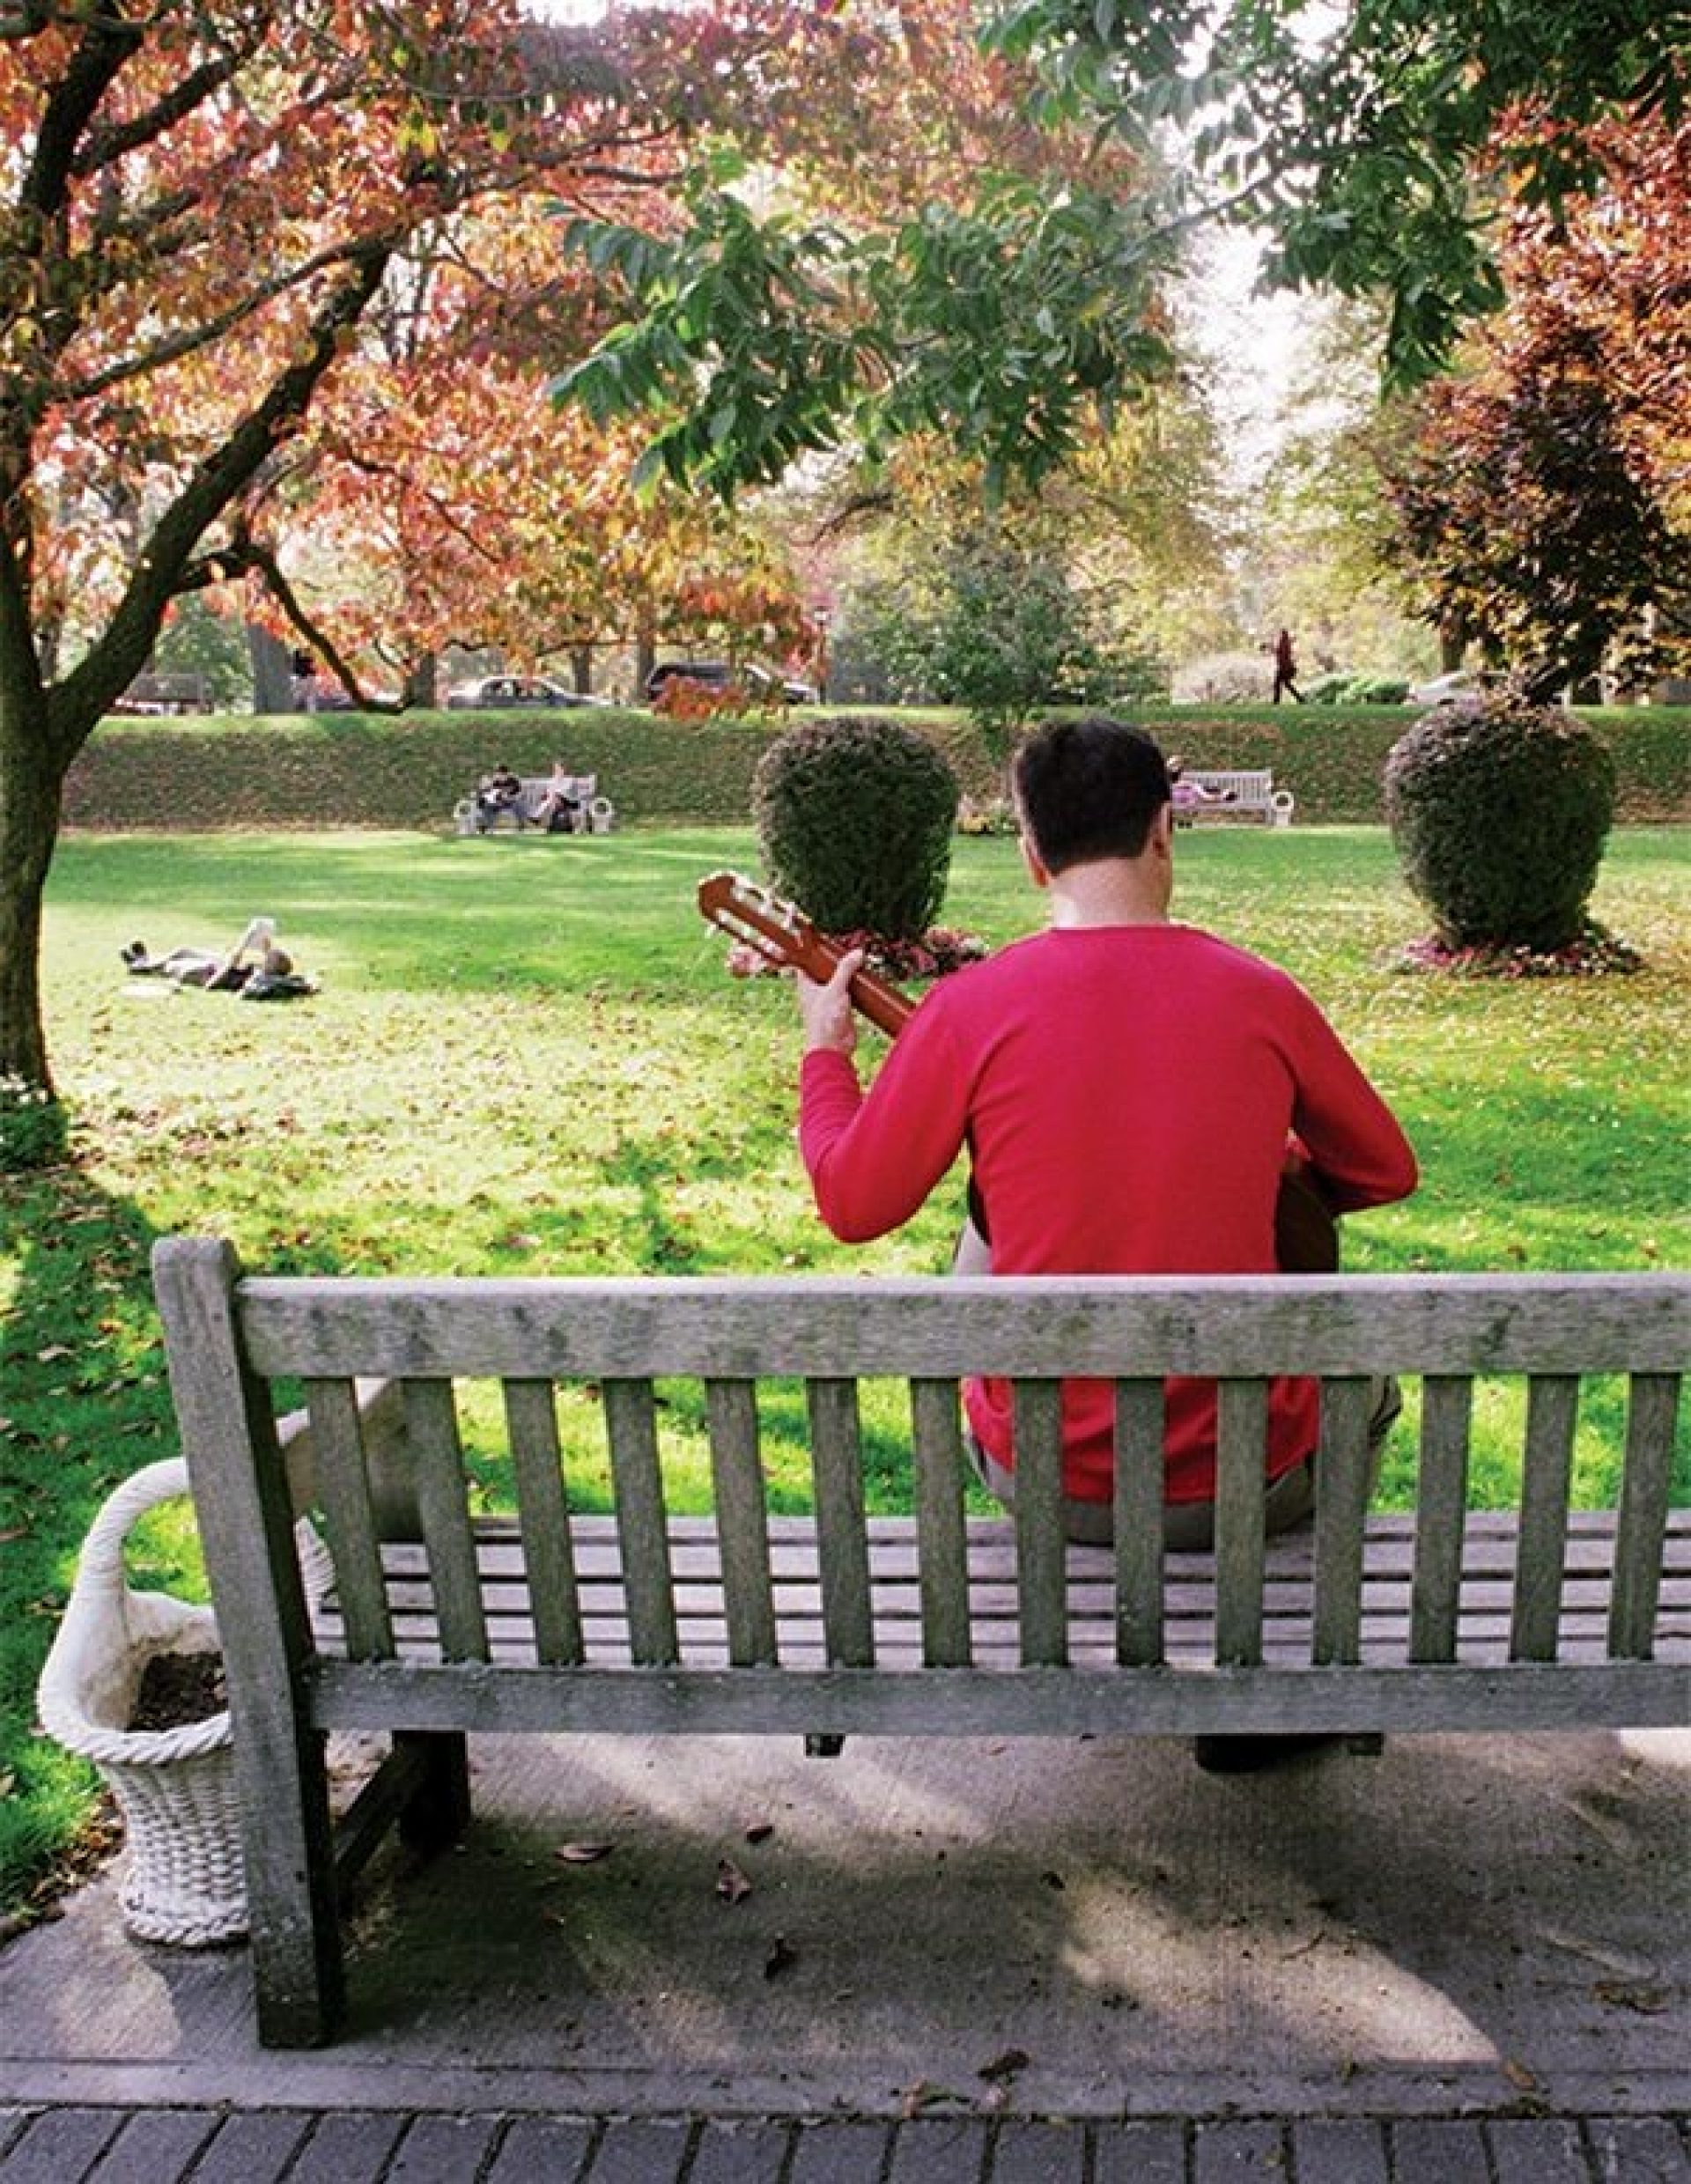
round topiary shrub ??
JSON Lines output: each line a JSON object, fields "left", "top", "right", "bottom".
{"left": 753, "top": 716, "right": 960, "bottom": 940}
{"left": 1385, "top": 692, "right": 1616, "bottom": 951}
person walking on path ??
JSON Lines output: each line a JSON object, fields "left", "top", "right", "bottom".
{"left": 1272, "top": 627, "right": 1303, "bottom": 703}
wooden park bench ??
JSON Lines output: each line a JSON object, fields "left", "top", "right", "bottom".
{"left": 453, "top": 773, "right": 615, "bottom": 836}
{"left": 1175, "top": 770, "right": 1295, "bottom": 826}
{"left": 151, "top": 1238, "right": 1688, "bottom": 2047}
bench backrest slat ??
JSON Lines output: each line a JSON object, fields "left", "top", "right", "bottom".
{"left": 1410, "top": 1376, "right": 1473, "bottom": 1662}
{"left": 1511, "top": 1376, "right": 1578, "bottom": 1662}
{"left": 602, "top": 1377, "right": 679, "bottom": 1664}
{"left": 1112, "top": 1380, "right": 1167, "bottom": 1665}
{"left": 231, "top": 1272, "right": 1690, "bottom": 1379}
{"left": 1213, "top": 1379, "right": 1270, "bottom": 1666}
{"left": 1611, "top": 1372, "right": 1681, "bottom": 1656}
{"left": 306, "top": 1376, "right": 395, "bottom": 1657}
{"left": 402, "top": 1381, "right": 489, "bottom": 1661}
{"left": 808, "top": 1379, "right": 875, "bottom": 1668}
{"left": 502, "top": 1378, "right": 584, "bottom": 1666}
{"left": 705, "top": 1378, "right": 779, "bottom": 1665}
{"left": 1312, "top": 1378, "right": 1375, "bottom": 1666}
{"left": 910, "top": 1378, "right": 973, "bottom": 1667}
{"left": 1011, "top": 1380, "right": 1069, "bottom": 1666}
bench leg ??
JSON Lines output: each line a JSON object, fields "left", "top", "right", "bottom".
{"left": 396, "top": 1730, "right": 472, "bottom": 1853}
{"left": 247, "top": 1730, "right": 347, "bottom": 2049}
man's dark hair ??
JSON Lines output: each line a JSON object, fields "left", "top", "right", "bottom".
{"left": 1009, "top": 717, "right": 1171, "bottom": 872}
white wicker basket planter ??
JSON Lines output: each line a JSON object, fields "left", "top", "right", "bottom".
{"left": 37, "top": 1457, "right": 328, "bottom": 1948}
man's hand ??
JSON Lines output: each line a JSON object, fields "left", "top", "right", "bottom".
{"left": 796, "top": 948, "right": 863, "bottom": 1056}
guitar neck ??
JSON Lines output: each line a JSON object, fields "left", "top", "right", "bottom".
{"left": 803, "top": 939, "right": 914, "bottom": 1037}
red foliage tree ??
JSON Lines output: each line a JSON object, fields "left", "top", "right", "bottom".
{"left": 1375, "top": 115, "right": 1691, "bottom": 699}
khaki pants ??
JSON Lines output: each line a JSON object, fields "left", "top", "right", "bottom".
{"left": 966, "top": 1416, "right": 1398, "bottom": 1551}
{"left": 950, "top": 1217, "right": 1401, "bottom": 1548}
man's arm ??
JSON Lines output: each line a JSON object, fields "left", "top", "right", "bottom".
{"left": 1287, "top": 998, "right": 1418, "bottom": 1215}
{"left": 795, "top": 955, "right": 973, "bottom": 1243}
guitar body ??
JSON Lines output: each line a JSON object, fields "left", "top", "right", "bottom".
{"left": 698, "top": 871, "right": 1340, "bottom": 1273}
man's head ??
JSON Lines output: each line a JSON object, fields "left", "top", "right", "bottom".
{"left": 1010, "top": 718, "right": 1171, "bottom": 874}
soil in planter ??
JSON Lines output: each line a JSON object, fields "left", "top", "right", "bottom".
{"left": 128, "top": 1651, "right": 227, "bottom": 1731}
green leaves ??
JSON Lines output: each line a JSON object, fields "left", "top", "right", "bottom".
{"left": 552, "top": 170, "right": 1172, "bottom": 501}
{"left": 980, "top": 0, "right": 1691, "bottom": 387}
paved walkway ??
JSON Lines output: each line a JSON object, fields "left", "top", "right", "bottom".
{"left": 3, "top": 1727, "right": 1687, "bottom": 2179}
{"left": 2, "top": 2106, "right": 1688, "bottom": 2181}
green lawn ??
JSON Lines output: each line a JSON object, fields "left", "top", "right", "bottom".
{"left": 3, "top": 822, "right": 1686, "bottom": 1919}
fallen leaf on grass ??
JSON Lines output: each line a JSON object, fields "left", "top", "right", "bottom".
{"left": 764, "top": 1935, "right": 797, "bottom": 1980}
{"left": 716, "top": 1857, "right": 753, "bottom": 1903}
{"left": 553, "top": 1841, "right": 614, "bottom": 1865}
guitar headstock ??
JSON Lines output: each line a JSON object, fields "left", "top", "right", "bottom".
{"left": 697, "top": 871, "right": 828, "bottom": 978}
{"left": 696, "top": 870, "right": 916, "bottom": 1036}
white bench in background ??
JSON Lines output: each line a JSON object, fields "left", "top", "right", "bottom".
{"left": 454, "top": 774, "right": 615, "bottom": 836}
{"left": 1177, "top": 771, "right": 1295, "bottom": 826}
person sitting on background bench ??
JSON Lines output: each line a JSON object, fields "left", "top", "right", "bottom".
{"left": 532, "top": 759, "right": 583, "bottom": 834}
{"left": 790, "top": 716, "right": 1419, "bottom": 1769}
{"left": 1168, "top": 755, "right": 1233, "bottom": 811}
{"left": 474, "top": 764, "right": 522, "bottom": 831}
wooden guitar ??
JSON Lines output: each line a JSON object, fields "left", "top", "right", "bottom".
{"left": 697, "top": 870, "right": 1339, "bottom": 1272}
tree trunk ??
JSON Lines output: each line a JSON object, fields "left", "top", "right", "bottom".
{"left": 247, "top": 623, "right": 293, "bottom": 713}
{"left": 569, "top": 644, "right": 593, "bottom": 695}
{"left": 0, "top": 697, "right": 70, "bottom": 1092}
{"left": 404, "top": 653, "right": 439, "bottom": 708}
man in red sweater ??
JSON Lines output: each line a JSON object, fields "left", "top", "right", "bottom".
{"left": 796, "top": 716, "right": 1418, "bottom": 1564}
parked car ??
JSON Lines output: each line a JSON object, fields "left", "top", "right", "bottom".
{"left": 446, "top": 675, "right": 615, "bottom": 710}
{"left": 644, "top": 660, "right": 816, "bottom": 706}
{"left": 1407, "top": 670, "right": 1485, "bottom": 707}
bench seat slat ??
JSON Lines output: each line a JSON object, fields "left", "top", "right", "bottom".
{"left": 308, "top": 1511, "right": 1691, "bottom": 1673}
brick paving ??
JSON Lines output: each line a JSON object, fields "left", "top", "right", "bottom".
{"left": 1, "top": 2108, "right": 1687, "bottom": 2182}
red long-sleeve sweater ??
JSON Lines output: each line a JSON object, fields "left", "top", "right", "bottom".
{"left": 800, "top": 924, "right": 1418, "bottom": 1504}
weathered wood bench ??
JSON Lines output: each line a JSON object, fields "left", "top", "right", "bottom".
{"left": 152, "top": 1238, "right": 1688, "bottom": 2048}
{"left": 1176, "top": 770, "right": 1295, "bottom": 825}
{"left": 453, "top": 773, "right": 615, "bottom": 836}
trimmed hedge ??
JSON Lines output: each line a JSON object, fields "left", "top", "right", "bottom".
{"left": 62, "top": 702, "right": 1689, "bottom": 830}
